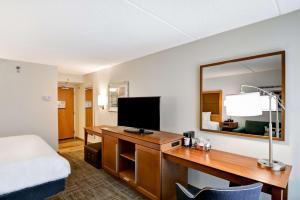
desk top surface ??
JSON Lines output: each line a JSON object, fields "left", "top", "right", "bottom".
{"left": 85, "top": 125, "right": 111, "bottom": 134}
{"left": 85, "top": 126, "right": 184, "bottom": 145}
{"left": 163, "top": 147, "right": 291, "bottom": 189}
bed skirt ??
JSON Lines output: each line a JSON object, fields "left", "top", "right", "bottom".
{"left": 0, "top": 178, "right": 66, "bottom": 200}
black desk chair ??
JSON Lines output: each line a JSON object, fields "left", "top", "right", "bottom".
{"left": 176, "top": 182, "right": 263, "bottom": 200}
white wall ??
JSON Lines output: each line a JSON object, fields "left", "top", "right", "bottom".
{"left": 75, "top": 75, "right": 98, "bottom": 141}
{"left": 0, "top": 59, "right": 58, "bottom": 149}
{"left": 74, "top": 83, "right": 86, "bottom": 139}
{"left": 85, "top": 11, "right": 300, "bottom": 199}
{"left": 58, "top": 73, "right": 83, "bottom": 83}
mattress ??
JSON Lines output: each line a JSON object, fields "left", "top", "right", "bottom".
{"left": 0, "top": 135, "right": 70, "bottom": 195}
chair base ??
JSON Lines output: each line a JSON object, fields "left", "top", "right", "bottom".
{"left": 257, "top": 159, "right": 286, "bottom": 171}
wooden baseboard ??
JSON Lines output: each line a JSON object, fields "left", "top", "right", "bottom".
{"left": 75, "top": 136, "right": 84, "bottom": 141}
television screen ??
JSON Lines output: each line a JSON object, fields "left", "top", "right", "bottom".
{"left": 117, "top": 97, "right": 160, "bottom": 131}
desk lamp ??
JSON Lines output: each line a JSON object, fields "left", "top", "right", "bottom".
{"left": 224, "top": 85, "right": 286, "bottom": 171}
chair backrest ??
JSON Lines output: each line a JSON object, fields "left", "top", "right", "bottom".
{"left": 176, "top": 183, "right": 263, "bottom": 200}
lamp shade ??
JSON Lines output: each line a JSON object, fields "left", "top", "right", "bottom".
{"left": 98, "top": 94, "right": 107, "bottom": 106}
{"left": 224, "top": 92, "right": 262, "bottom": 116}
{"left": 109, "top": 87, "right": 117, "bottom": 92}
{"left": 260, "top": 95, "right": 277, "bottom": 111}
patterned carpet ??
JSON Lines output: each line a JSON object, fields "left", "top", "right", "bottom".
{"left": 49, "top": 150, "right": 146, "bottom": 200}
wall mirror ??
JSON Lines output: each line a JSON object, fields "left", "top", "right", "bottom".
{"left": 200, "top": 51, "right": 285, "bottom": 141}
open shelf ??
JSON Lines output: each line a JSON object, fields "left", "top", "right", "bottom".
{"left": 119, "top": 139, "right": 136, "bottom": 162}
{"left": 119, "top": 168, "right": 135, "bottom": 181}
{"left": 118, "top": 139, "right": 136, "bottom": 186}
{"left": 119, "top": 168, "right": 135, "bottom": 185}
{"left": 120, "top": 152, "right": 135, "bottom": 162}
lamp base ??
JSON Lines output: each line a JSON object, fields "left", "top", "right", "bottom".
{"left": 257, "top": 159, "right": 287, "bottom": 171}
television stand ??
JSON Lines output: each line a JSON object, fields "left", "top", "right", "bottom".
{"left": 124, "top": 128, "right": 153, "bottom": 135}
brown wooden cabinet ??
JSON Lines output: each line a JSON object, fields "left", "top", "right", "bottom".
{"left": 88, "top": 126, "right": 185, "bottom": 200}
{"left": 102, "top": 133, "right": 118, "bottom": 176}
{"left": 136, "top": 145, "right": 161, "bottom": 200}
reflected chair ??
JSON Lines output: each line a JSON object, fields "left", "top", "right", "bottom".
{"left": 176, "top": 182, "right": 263, "bottom": 200}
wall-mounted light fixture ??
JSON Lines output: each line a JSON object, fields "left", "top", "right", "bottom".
{"left": 98, "top": 94, "right": 107, "bottom": 110}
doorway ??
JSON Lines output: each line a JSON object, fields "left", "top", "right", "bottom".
{"left": 58, "top": 87, "right": 74, "bottom": 139}
{"left": 85, "top": 88, "right": 93, "bottom": 127}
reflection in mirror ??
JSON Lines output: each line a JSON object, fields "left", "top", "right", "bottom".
{"left": 201, "top": 52, "right": 285, "bottom": 140}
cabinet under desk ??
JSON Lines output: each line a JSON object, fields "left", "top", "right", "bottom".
{"left": 84, "top": 126, "right": 184, "bottom": 200}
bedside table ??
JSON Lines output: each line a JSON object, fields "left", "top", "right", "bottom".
{"left": 219, "top": 122, "right": 238, "bottom": 131}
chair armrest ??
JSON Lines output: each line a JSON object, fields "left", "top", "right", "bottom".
{"left": 176, "top": 183, "right": 211, "bottom": 199}
{"left": 176, "top": 183, "right": 195, "bottom": 198}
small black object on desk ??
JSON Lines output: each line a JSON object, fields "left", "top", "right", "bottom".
{"left": 183, "top": 131, "right": 195, "bottom": 147}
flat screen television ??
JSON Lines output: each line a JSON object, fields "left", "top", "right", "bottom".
{"left": 118, "top": 97, "right": 160, "bottom": 133}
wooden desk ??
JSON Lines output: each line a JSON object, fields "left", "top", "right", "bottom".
{"left": 84, "top": 125, "right": 113, "bottom": 145}
{"left": 162, "top": 147, "right": 291, "bottom": 200}
{"left": 219, "top": 121, "right": 238, "bottom": 131}
{"left": 84, "top": 126, "right": 184, "bottom": 200}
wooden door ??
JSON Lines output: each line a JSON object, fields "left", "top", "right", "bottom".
{"left": 102, "top": 133, "right": 118, "bottom": 176}
{"left": 136, "top": 145, "right": 161, "bottom": 200}
{"left": 202, "top": 90, "right": 223, "bottom": 122}
{"left": 85, "top": 88, "right": 93, "bottom": 127}
{"left": 58, "top": 87, "right": 74, "bottom": 139}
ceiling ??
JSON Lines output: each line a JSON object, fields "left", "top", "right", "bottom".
{"left": 204, "top": 54, "right": 281, "bottom": 79}
{"left": 0, "top": 0, "right": 299, "bottom": 75}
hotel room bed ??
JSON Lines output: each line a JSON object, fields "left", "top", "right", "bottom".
{"left": 0, "top": 135, "right": 70, "bottom": 200}
{"left": 202, "top": 112, "right": 220, "bottom": 130}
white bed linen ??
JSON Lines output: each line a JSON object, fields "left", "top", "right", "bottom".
{"left": 0, "top": 135, "right": 70, "bottom": 195}
{"left": 203, "top": 120, "right": 220, "bottom": 130}
{"left": 202, "top": 112, "right": 220, "bottom": 130}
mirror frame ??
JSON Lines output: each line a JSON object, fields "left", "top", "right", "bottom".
{"left": 200, "top": 51, "right": 285, "bottom": 141}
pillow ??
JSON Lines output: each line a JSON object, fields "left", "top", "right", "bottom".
{"left": 202, "top": 112, "right": 211, "bottom": 122}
